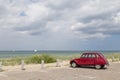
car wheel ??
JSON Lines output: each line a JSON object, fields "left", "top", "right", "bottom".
{"left": 71, "top": 62, "right": 77, "bottom": 68}
{"left": 95, "top": 65, "right": 101, "bottom": 69}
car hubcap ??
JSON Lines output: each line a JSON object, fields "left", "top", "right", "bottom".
{"left": 71, "top": 62, "right": 76, "bottom": 68}
{"left": 95, "top": 65, "right": 101, "bottom": 69}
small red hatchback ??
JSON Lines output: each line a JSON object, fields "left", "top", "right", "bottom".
{"left": 70, "top": 52, "right": 109, "bottom": 69}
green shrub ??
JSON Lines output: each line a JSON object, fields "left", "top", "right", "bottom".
{"left": 0, "top": 54, "right": 57, "bottom": 66}
{"left": 26, "top": 54, "right": 56, "bottom": 64}
{"left": 105, "top": 53, "right": 120, "bottom": 59}
{"left": 0, "top": 57, "right": 22, "bottom": 66}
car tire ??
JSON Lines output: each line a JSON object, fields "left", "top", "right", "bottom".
{"left": 71, "top": 62, "right": 77, "bottom": 68}
{"left": 95, "top": 65, "right": 101, "bottom": 69}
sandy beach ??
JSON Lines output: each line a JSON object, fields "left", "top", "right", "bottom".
{"left": 2, "top": 60, "right": 69, "bottom": 72}
{"left": 0, "top": 61, "right": 120, "bottom": 80}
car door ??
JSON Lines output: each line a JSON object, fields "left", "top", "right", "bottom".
{"left": 79, "top": 53, "right": 88, "bottom": 65}
{"left": 94, "top": 54, "right": 101, "bottom": 64}
{"left": 86, "top": 53, "right": 92, "bottom": 65}
{"left": 89, "top": 53, "right": 96, "bottom": 65}
{"left": 84, "top": 53, "right": 94, "bottom": 65}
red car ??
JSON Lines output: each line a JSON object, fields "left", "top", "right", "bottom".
{"left": 70, "top": 52, "right": 109, "bottom": 69}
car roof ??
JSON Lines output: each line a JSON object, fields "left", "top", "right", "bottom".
{"left": 83, "top": 52, "right": 102, "bottom": 54}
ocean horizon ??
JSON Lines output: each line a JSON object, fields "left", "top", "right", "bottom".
{"left": 0, "top": 50, "right": 120, "bottom": 58}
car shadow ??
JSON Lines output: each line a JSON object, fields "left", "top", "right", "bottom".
{"left": 71, "top": 66, "right": 108, "bottom": 70}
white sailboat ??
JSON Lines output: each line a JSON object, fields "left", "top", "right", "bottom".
{"left": 34, "top": 49, "right": 37, "bottom": 52}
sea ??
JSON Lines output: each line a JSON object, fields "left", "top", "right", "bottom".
{"left": 0, "top": 50, "right": 120, "bottom": 58}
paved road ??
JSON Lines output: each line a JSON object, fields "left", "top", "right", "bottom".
{"left": 0, "top": 62, "right": 120, "bottom": 80}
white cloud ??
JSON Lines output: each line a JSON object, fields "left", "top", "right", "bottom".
{"left": 0, "top": 0, "right": 120, "bottom": 39}
{"left": 26, "top": 3, "right": 51, "bottom": 22}
{"left": 114, "top": 12, "right": 120, "bottom": 23}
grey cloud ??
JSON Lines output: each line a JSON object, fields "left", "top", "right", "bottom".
{"left": 78, "top": 6, "right": 120, "bottom": 23}
{"left": 46, "top": 0, "right": 80, "bottom": 10}
{"left": 79, "top": 27, "right": 120, "bottom": 35}
{"left": 14, "top": 23, "right": 44, "bottom": 31}
{"left": 78, "top": 13, "right": 112, "bottom": 23}
{"left": 0, "top": 5, "right": 8, "bottom": 17}
{"left": 30, "top": 0, "right": 39, "bottom": 3}
{"left": 73, "top": 19, "right": 120, "bottom": 36}
{"left": 1, "top": 0, "right": 120, "bottom": 50}
{"left": 14, "top": 26, "right": 47, "bottom": 36}
{"left": 29, "top": 29, "right": 47, "bottom": 35}
{"left": 46, "top": 0, "right": 90, "bottom": 21}
{"left": 1, "top": 0, "right": 120, "bottom": 39}
{"left": 13, "top": 20, "right": 47, "bottom": 36}
{"left": 30, "top": 31, "right": 41, "bottom": 35}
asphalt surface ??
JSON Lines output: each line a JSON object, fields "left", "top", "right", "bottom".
{"left": 0, "top": 62, "right": 120, "bottom": 80}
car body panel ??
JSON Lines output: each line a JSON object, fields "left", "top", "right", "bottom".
{"left": 70, "top": 52, "right": 109, "bottom": 68}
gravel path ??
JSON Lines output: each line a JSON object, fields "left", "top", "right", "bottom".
{"left": 0, "top": 62, "right": 120, "bottom": 80}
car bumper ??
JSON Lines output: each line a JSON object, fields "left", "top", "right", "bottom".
{"left": 104, "top": 63, "right": 109, "bottom": 68}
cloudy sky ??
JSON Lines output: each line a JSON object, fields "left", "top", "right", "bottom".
{"left": 0, "top": 0, "right": 120, "bottom": 51}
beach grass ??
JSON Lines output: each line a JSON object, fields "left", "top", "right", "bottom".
{"left": 54, "top": 54, "right": 81, "bottom": 60}
{"left": 0, "top": 54, "right": 81, "bottom": 66}
{"left": 104, "top": 53, "right": 120, "bottom": 62}
{"left": 104, "top": 53, "right": 120, "bottom": 59}
{"left": 0, "top": 53, "right": 120, "bottom": 66}
{"left": 25, "top": 54, "right": 56, "bottom": 64}
{"left": 0, "top": 54, "right": 56, "bottom": 66}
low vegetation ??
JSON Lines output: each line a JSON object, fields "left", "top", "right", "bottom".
{"left": 25, "top": 54, "right": 56, "bottom": 64}
{"left": 104, "top": 53, "right": 120, "bottom": 59}
{"left": 0, "top": 53, "right": 120, "bottom": 66}
{"left": 0, "top": 54, "right": 56, "bottom": 66}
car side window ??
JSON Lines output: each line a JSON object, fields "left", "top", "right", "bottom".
{"left": 91, "top": 54, "right": 96, "bottom": 58}
{"left": 81, "top": 54, "right": 85, "bottom": 58}
{"left": 85, "top": 54, "right": 88, "bottom": 58}
{"left": 96, "top": 54, "right": 100, "bottom": 58}
{"left": 81, "top": 54, "right": 87, "bottom": 58}
{"left": 88, "top": 54, "right": 92, "bottom": 58}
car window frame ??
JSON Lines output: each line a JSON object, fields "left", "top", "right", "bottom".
{"left": 81, "top": 53, "right": 88, "bottom": 58}
{"left": 87, "top": 53, "right": 96, "bottom": 58}
{"left": 91, "top": 54, "right": 96, "bottom": 58}
{"left": 88, "top": 54, "right": 92, "bottom": 58}
{"left": 96, "top": 54, "right": 100, "bottom": 58}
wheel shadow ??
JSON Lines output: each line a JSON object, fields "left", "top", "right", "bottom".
{"left": 70, "top": 66, "right": 108, "bottom": 70}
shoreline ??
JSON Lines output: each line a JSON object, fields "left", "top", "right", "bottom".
{"left": 0, "top": 50, "right": 120, "bottom": 59}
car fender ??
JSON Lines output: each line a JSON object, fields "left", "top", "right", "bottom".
{"left": 70, "top": 59, "right": 79, "bottom": 65}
